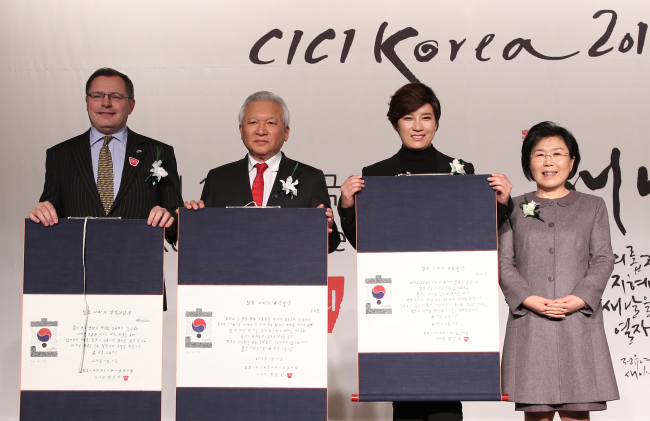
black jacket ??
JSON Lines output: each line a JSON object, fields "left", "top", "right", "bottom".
{"left": 39, "top": 128, "right": 183, "bottom": 241}
{"left": 38, "top": 128, "right": 184, "bottom": 310}
{"left": 200, "top": 153, "right": 341, "bottom": 253}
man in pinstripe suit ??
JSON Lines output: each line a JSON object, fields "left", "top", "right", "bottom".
{"left": 28, "top": 68, "right": 183, "bottom": 240}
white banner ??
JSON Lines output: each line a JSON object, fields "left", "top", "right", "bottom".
{"left": 21, "top": 295, "right": 163, "bottom": 391}
{"left": 176, "top": 285, "right": 327, "bottom": 388}
{"left": 357, "top": 251, "right": 500, "bottom": 353}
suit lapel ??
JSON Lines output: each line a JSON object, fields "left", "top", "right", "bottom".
{"left": 71, "top": 131, "right": 104, "bottom": 212}
{"left": 112, "top": 129, "right": 146, "bottom": 212}
{"left": 387, "top": 152, "right": 402, "bottom": 175}
{"left": 232, "top": 155, "right": 254, "bottom": 204}
{"left": 433, "top": 147, "right": 450, "bottom": 174}
{"left": 266, "top": 153, "right": 293, "bottom": 207}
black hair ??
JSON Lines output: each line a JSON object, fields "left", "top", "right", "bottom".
{"left": 387, "top": 82, "right": 441, "bottom": 130}
{"left": 521, "top": 121, "right": 581, "bottom": 181}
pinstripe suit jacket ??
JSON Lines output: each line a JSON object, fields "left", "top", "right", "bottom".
{"left": 37, "top": 128, "right": 183, "bottom": 311}
{"left": 39, "top": 128, "right": 184, "bottom": 237}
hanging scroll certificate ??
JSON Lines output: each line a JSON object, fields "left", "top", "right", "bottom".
{"left": 355, "top": 176, "right": 502, "bottom": 402}
{"left": 20, "top": 219, "right": 164, "bottom": 421}
{"left": 176, "top": 208, "right": 328, "bottom": 421}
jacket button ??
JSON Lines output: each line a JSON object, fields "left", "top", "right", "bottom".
{"left": 548, "top": 222, "right": 555, "bottom": 227}
{"left": 549, "top": 248, "right": 555, "bottom": 254}
{"left": 548, "top": 276, "right": 554, "bottom": 282}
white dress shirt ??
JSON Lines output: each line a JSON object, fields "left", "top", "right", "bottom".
{"left": 247, "top": 152, "right": 282, "bottom": 206}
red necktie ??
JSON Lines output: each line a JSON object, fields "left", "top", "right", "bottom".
{"left": 251, "top": 163, "right": 268, "bottom": 206}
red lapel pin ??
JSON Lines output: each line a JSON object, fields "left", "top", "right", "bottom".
{"left": 129, "top": 157, "right": 139, "bottom": 166}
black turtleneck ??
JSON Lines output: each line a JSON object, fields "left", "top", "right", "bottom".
{"left": 398, "top": 145, "right": 438, "bottom": 174}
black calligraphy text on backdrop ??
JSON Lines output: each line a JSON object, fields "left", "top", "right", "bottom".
{"left": 249, "top": 10, "right": 647, "bottom": 82}
{"left": 324, "top": 174, "right": 347, "bottom": 252}
{"left": 603, "top": 244, "right": 650, "bottom": 348}
{"left": 568, "top": 148, "right": 649, "bottom": 236}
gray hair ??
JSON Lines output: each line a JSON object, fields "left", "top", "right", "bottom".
{"left": 238, "top": 91, "right": 290, "bottom": 127}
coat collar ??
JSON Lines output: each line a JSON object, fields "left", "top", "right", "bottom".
{"left": 233, "top": 155, "right": 254, "bottom": 204}
{"left": 384, "top": 152, "right": 402, "bottom": 175}
{"left": 266, "top": 152, "right": 294, "bottom": 206}
{"left": 432, "top": 147, "right": 450, "bottom": 174}
{"left": 71, "top": 130, "right": 104, "bottom": 213}
{"left": 527, "top": 190, "right": 580, "bottom": 207}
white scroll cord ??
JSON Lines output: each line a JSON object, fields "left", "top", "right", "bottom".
{"left": 79, "top": 217, "right": 90, "bottom": 373}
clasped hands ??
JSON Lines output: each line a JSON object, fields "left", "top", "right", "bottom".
{"left": 29, "top": 201, "right": 175, "bottom": 229}
{"left": 523, "top": 295, "right": 587, "bottom": 318}
{"left": 184, "top": 200, "right": 334, "bottom": 233}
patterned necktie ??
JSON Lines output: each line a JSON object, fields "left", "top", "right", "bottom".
{"left": 251, "top": 163, "right": 268, "bottom": 207}
{"left": 97, "top": 135, "right": 114, "bottom": 214}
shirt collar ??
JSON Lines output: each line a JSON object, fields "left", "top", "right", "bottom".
{"left": 247, "top": 152, "right": 282, "bottom": 173}
{"left": 89, "top": 126, "right": 128, "bottom": 147}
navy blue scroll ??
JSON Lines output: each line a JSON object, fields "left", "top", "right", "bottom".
{"left": 176, "top": 208, "right": 327, "bottom": 421}
{"left": 21, "top": 219, "right": 163, "bottom": 421}
{"left": 355, "top": 176, "right": 502, "bottom": 402}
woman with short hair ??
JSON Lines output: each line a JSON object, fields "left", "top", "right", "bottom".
{"left": 338, "top": 82, "right": 514, "bottom": 421}
{"left": 339, "top": 82, "right": 513, "bottom": 250}
{"left": 499, "top": 121, "right": 619, "bottom": 421}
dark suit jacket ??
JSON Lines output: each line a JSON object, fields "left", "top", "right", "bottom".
{"left": 200, "top": 153, "right": 341, "bottom": 253}
{"left": 40, "top": 128, "right": 183, "bottom": 223}
{"left": 38, "top": 128, "right": 184, "bottom": 311}
{"left": 338, "top": 147, "right": 512, "bottom": 249}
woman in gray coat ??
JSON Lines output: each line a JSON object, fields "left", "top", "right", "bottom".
{"left": 499, "top": 122, "right": 619, "bottom": 421}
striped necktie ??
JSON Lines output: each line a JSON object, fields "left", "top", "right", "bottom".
{"left": 97, "top": 135, "right": 114, "bottom": 214}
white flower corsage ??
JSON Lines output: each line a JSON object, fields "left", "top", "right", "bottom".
{"left": 520, "top": 196, "right": 545, "bottom": 222}
{"left": 280, "top": 176, "right": 299, "bottom": 198}
{"left": 273, "top": 163, "right": 299, "bottom": 199}
{"left": 144, "top": 148, "right": 168, "bottom": 186}
{"left": 450, "top": 158, "right": 466, "bottom": 175}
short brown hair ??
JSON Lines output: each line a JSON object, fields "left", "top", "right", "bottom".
{"left": 387, "top": 82, "right": 441, "bottom": 130}
{"left": 85, "top": 67, "right": 134, "bottom": 100}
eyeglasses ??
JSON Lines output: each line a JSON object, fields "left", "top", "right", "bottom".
{"left": 530, "top": 151, "right": 570, "bottom": 163}
{"left": 87, "top": 92, "right": 131, "bottom": 101}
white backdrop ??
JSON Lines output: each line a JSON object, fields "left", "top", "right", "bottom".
{"left": 1, "top": 1, "right": 649, "bottom": 420}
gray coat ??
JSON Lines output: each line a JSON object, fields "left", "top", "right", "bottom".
{"left": 499, "top": 191, "right": 619, "bottom": 404}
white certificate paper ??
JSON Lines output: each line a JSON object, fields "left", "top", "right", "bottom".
{"left": 177, "top": 285, "right": 327, "bottom": 388}
{"left": 21, "top": 294, "right": 163, "bottom": 391}
{"left": 358, "top": 251, "right": 500, "bottom": 353}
